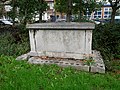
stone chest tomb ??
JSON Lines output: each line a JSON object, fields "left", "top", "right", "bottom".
{"left": 17, "top": 22, "right": 105, "bottom": 73}
{"left": 26, "top": 22, "right": 95, "bottom": 59}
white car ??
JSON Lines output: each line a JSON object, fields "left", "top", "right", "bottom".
{"left": 94, "top": 20, "right": 101, "bottom": 24}
{"left": 90, "top": 20, "right": 101, "bottom": 24}
{"left": 55, "top": 19, "right": 66, "bottom": 22}
{"left": 0, "top": 19, "right": 13, "bottom": 26}
{"left": 115, "top": 16, "right": 120, "bottom": 23}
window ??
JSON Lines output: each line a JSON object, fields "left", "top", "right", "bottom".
{"left": 104, "top": 12, "right": 108, "bottom": 15}
{"left": 48, "top": 3, "right": 54, "bottom": 9}
{"left": 103, "top": 7, "right": 112, "bottom": 19}
{"left": 98, "top": 16, "right": 101, "bottom": 18}
{"left": 94, "top": 10, "right": 102, "bottom": 19}
{"left": 98, "top": 11, "right": 101, "bottom": 15}
{"left": 104, "top": 15, "right": 108, "bottom": 18}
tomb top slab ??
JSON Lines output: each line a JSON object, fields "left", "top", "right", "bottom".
{"left": 26, "top": 22, "right": 95, "bottom": 30}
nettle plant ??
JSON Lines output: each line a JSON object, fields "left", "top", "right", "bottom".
{"left": 83, "top": 54, "right": 95, "bottom": 66}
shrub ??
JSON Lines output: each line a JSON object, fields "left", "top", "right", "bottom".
{"left": 0, "top": 24, "right": 30, "bottom": 57}
{"left": 93, "top": 24, "right": 120, "bottom": 71}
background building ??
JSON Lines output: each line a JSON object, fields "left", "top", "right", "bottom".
{"left": 44, "top": 0, "right": 54, "bottom": 21}
{"left": 92, "top": 4, "right": 112, "bottom": 20}
{"left": 92, "top": 0, "right": 120, "bottom": 20}
{"left": 2, "top": 0, "right": 119, "bottom": 21}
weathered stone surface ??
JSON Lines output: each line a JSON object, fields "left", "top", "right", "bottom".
{"left": 91, "top": 50, "right": 105, "bottom": 73}
{"left": 16, "top": 53, "right": 30, "bottom": 60}
{"left": 73, "top": 65, "right": 89, "bottom": 71}
{"left": 26, "top": 22, "right": 95, "bottom": 30}
{"left": 29, "top": 51, "right": 84, "bottom": 59}
{"left": 28, "top": 57, "right": 89, "bottom": 72}
{"left": 90, "top": 66, "right": 105, "bottom": 73}
{"left": 17, "top": 23, "right": 105, "bottom": 73}
{"left": 16, "top": 50, "right": 105, "bottom": 73}
{"left": 17, "top": 22, "right": 105, "bottom": 73}
{"left": 27, "top": 22, "right": 94, "bottom": 59}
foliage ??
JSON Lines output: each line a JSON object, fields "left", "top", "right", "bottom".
{"left": 8, "top": 0, "right": 48, "bottom": 24}
{"left": 93, "top": 24, "right": 120, "bottom": 71}
{"left": 36, "top": 0, "right": 48, "bottom": 22}
{"left": 0, "top": 0, "right": 6, "bottom": 18}
{"left": 54, "top": 0, "right": 72, "bottom": 22}
{"left": 72, "top": 0, "right": 100, "bottom": 14}
{"left": 0, "top": 1, "right": 3, "bottom": 17}
{"left": 108, "top": 0, "right": 120, "bottom": 23}
{"left": 83, "top": 54, "right": 95, "bottom": 66}
{"left": 54, "top": 0, "right": 67, "bottom": 14}
{"left": 54, "top": 0, "right": 100, "bottom": 22}
{"left": 0, "top": 55, "right": 120, "bottom": 90}
{"left": 0, "top": 25, "right": 30, "bottom": 57}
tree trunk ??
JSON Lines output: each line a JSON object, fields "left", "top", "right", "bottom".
{"left": 38, "top": 0, "right": 44, "bottom": 23}
{"left": 66, "top": 0, "right": 72, "bottom": 22}
{"left": 60, "top": 12, "right": 62, "bottom": 19}
{"left": 12, "top": 0, "right": 17, "bottom": 26}
{"left": 23, "top": 9, "right": 27, "bottom": 25}
{"left": 110, "top": 8, "right": 116, "bottom": 24}
{"left": 78, "top": 0, "right": 82, "bottom": 22}
{"left": 78, "top": 10, "right": 82, "bottom": 22}
{"left": 12, "top": 5, "right": 16, "bottom": 25}
{"left": 39, "top": 11, "right": 42, "bottom": 22}
{"left": 1, "top": 2, "right": 5, "bottom": 19}
{"left": 66, "top": 13, "right": 71, "bottom": 22}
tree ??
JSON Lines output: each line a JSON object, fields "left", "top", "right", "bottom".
{"left": 83, "top": 0, "right": 101, "bottom": 20}
{"left": 9, "top": 0, "right": 18, "bottom": 25}
{"left": 72, "top": 0, "right": 100, "bottom": 21}
{"left": 54, "top": 0, "right": 66, "bottom": 19}
{"left": 54, "top": 0, "right": 72, "bottom": 22}
{"left": 0, "top": 0, "right": 9, "bottom": 18}
{"left": 66, "top": 0, "right": 72, "bottom": 22}
{"left": 8, "top": 0, "right": 35, "bottom": 24}
{"left": 72, "top": 0, "right": 84, "bottom": 21}
{"left": 55, "top": 0, "right": 99, "bottom": 22}
{"left": 9, "top": 0, "right": 48, "bottom": 24}
{"left": 108, "top": 0, "right": 120, "bottom": 23}
{"left": 36, "top": 0, "right": 48, "bottom": 22}
{"left": 0, "top": 1, "right": 4, "bottom": 18}
{"left": 55, "top": 0, "right": 74, "bottom": 22}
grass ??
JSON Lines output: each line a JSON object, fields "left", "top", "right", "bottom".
{"left": 0, "top": 55, "right": 120, "bottom": 90}
{"left": 0, "top": 25, "right": 120, "bottom": 90}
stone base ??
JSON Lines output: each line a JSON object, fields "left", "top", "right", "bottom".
{"left": 29, "top": 51, "right": 85, "bottom": 59}
{"left": 91, "top": 50, "right": 105, "bottom": 73}
{"left": 28, "top": 57, "right": 90, "bottom": 72}
{"left": 16, "top": 52, "right": 30, "bottom": 60}
{"left": 16, "top": 50, "right": 105, "bottom": 73}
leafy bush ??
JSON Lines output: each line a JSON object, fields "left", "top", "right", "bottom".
{"left": 0, "top": 25, "right": 30, "bottom": 57}
{"left": 93, "top": 24, "right": 120, "bottom": 71}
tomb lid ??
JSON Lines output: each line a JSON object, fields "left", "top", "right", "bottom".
{"left": 26, "top": 22, "right": 95, "bottom": 30}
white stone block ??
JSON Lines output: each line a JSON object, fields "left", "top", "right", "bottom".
{"left": 27, "top": 23, "right": 95, "bottom": 59}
